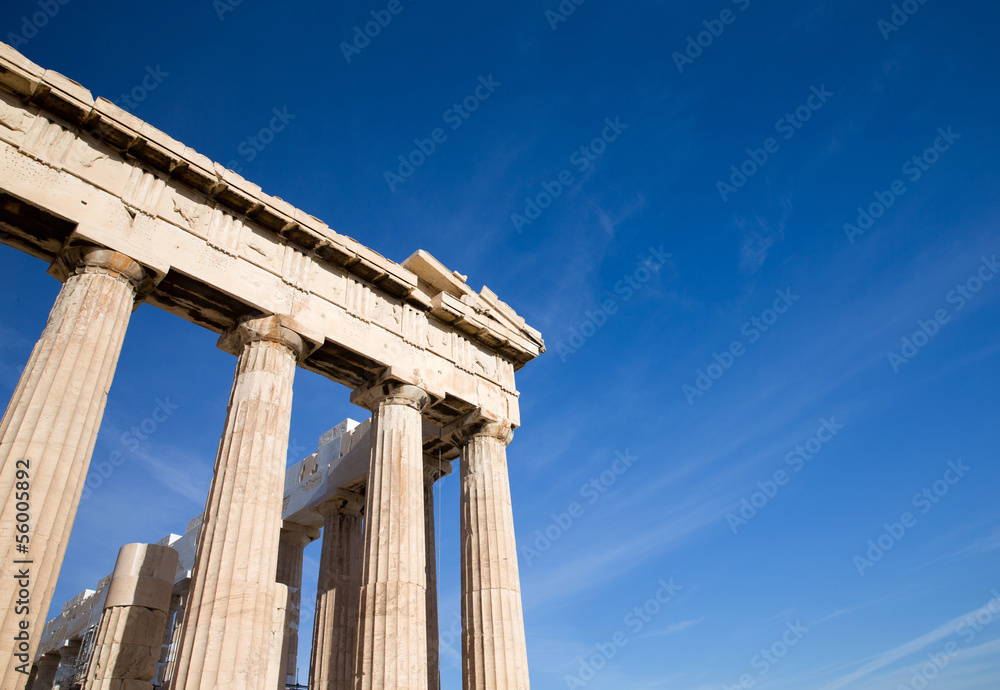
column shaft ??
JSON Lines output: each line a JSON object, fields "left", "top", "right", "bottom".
{"left": 309, "top": 500, "right": 363, "bottom": 690}
{"left": 160, "top": 587, "right": 188, "bottom": 686}
{"left": 29, "top": 654, "right": 59, "bottom": 690}
{"left": 460, "top": 424, "right": 530, "bottom": 689}
{"left": 424, "top": 460, "right": 450, "bottom": 690}
{"left": 0, "top": 248, "right": 149, "bottom": 688}
{"left": 169, "top": 317, "right": 306, "bottom": 690}
{"left": 352, "top": 382, "right": 430, "bottom": 690}
{"left": 276, "top": 527, "right": 314, "bottom": 689}
{"left": 54, "top": 641, "right": 82, "bottom": 689}
{"left": 155, "top": 592, "right": 182, "bottom": 686}
{"left": 83, "top": 542, "right": 179, "bottom": 689}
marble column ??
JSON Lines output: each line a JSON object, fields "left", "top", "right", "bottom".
{"left": 159, "top": 584, "right": 188, "bottom": 687}
{"left": 54, "top": 639, "right": 82, "bottom": 689}
{"left": 24, "top": 665, "right": 37, "bottom": 689}
{"left": 423, "top": 458, "right": 452, "bottom": 690}
{"left": 309, "top": 496, "right": 363, "bottom": 690}
{"left": 83, "top": 542, "right": 179, "bottom": 689}
{"left": 350, "top": 379, "right": 432, "bottom": 690}
{"left": 276, "top": 523, "right": 319, "bottom": 689}
{"left": 28, "top": 653, "right": 59, "bottom": 690}
{"left": 155, "top": 592, "right": 182, "bottom": 686}
{"left": 0, "top": 246, "right": 154, "bottom": 689}
{"left": 449, "top": 417, "right": 530, "bottom": 689}
{"left": 169, "top": 315, "right": 314, "bottom": 690}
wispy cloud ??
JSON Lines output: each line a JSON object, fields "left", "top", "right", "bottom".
{"left": 815, "top": 596, "right": 1000, "bottom": 690}
{"left": 643, "top": 617, "right": 704, "bottom": 638}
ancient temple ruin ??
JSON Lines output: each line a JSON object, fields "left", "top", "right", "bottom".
{"left": 0, "top": 41, "right": 543, "bottom": 690}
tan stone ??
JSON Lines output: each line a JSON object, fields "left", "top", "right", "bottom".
{"left": 424, "top": 458, "right": 452, "bottom": 690}
{"left": 351, "top": 379, "right": 432, "bottom": 690}
{"left": 0, "top": 42, "right": 545, "bottom": 690}
{"left": 83, "top": 543, "right": 178, "bottom": 690}
{"left": 54, "top": 639, "right": 83, "bottom": 689}
{"left": 168, "top": 316, "right": 313, "bottom": 690}
{"left": 275, "top": 523, "right": 319, "bottom": 689}
{"left": 158, "top": 589, "right": 187, "bottom": 687}
{"left": 0, "top": 247, "right": 153, "bottom": 689}
{"left": 29, "top": 653, "right": 59, "bottom": 690}
{"left": 309, "top": 497, "right": 363, "bottom": 690}
{"left": 447, "top": 416, "right": 531, "bottom": 689}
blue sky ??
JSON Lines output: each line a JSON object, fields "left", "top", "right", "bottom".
{"left": 3, "top": 0, "right": 1000, "bottom": 687}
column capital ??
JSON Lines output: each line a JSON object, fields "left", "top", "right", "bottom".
{"left": 280, "top": 522, "right": 321, "bottom": 548}
{"left": 35, "top": 652, "right": 61, "bottom": 670}
{"left": 49, "top": 245, "right": 158, "bottom": 299}
{"left": 58, "top": 638, "right": 82, "bottom": 659}
{"left": 442, "top": 409, "right": 514, "bottom": 447}
{"left": 423, "top": 457, "right": 453, "bottom": 483}
{"left": 218, "top": 314, "right": 320, "bottom": 360}
{"left": 351, "top": 370, "right": 436, "bottom": 412}
{"left": 317, "top": 491, "right": 364, "bottom": 518}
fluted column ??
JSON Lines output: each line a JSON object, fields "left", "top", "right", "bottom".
{"left": 276, "top": 523, "right": 318, "bottom": 689}
{"left": 0, "top": 246, "right": 154, "bottom": 689}
{"left": 83, "top": 543, "right": 179, "bottom": 689}
{"left": 309, "top": 496, "right": 363, "bottom": 690}
{"left": 55, "top": 639, "right": 82, "bottom": 688}
{"left": 155, "top": 591, "right": 182, "bottom": 686}
{"left": 350, "top": 379, "right": 432, "bottom": 690}
{"left": 28, "top": 653, "right": 59, "bottom": 690}
{"left": 423, "top": 458, "right": 451, "bottom": 690}
{"left": 169, "top": 315, "right": 314, "bottom": 690}
{"left": 449, "top": 416, "right": 530, "bottom": 689}
{"left": 159, "top": 583, "right": 188, "bottom": 687}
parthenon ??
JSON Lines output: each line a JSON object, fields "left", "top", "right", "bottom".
{"left": 0, "top": 40, "right": 543, "bottom": 690}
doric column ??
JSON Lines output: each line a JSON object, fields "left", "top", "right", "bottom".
{"left": 155, "top": 591, "right": 182, "bottom": 686}
{"left": 28, "top": 653, "right": 59, "bottom": 690}
{"left": 309, "top": 496, "right": 363, "bottom": 690}
{"left": 423, "top": 458, "right": 452, "bottom": 690}
{"left": 83, "top": 542, "right": 179, "bottom": 689}
{"left": 159, "top": 582, "right": 189, "bottom": 687}
{"left": 169, "top": 315, "right": 315, "bottom": 690}
{"left": 24, "top": 665, "right": 37, "bottom": 689}
{"left": 55, "top": 639, "right": 82, "bottom": 688}
{"left": 350, "top": 378, "right": 432, "bottom": 690}
{"left": 0, "top": 246, "right": 155, "bottom": 689}
{"left": 276, "top": 522, "right": 319, "bottom": 689}
{"left": 447, "top": 415, "right": 530, "bottom": 689}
